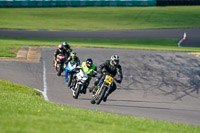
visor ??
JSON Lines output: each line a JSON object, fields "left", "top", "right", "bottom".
{"left": 86, "top": 63, "right": 92, "bottom": 68}
{"left": 113, "top": 60, "right": 119, "bottom": 65}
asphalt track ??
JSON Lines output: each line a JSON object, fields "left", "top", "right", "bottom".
{"left": 1, "top": 28, "right": 200, "bottom": 47}
{"left": 1, "top": 29, "right": 200, "bottom": 126}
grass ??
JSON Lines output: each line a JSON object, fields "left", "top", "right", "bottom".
{"left": 0, "top": 6, "right": 200, "bottom": 30}
{"left": 0, "top": 80, "right": 200, "bottom": 133}
{"left": 0, "top": 6, "right": 200, "bottom": 132}
{"left": 1, "top": 36, "right": 200, "bottom": 57}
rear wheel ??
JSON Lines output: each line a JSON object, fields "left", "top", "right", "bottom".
{"left": 91, "top": 98, "right": 95, "bottom": 104}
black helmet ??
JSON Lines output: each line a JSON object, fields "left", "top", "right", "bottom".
{"left": 62, "top": 42, "right": 70, "bottom": 49}
{"left": 86, "top": 58, "right": 93, "bottom": 68}
{"left": 110, "top": 55, "right": 120, "bottom": 66}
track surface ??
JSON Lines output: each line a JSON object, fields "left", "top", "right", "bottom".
{"left": 1, "top": 29, "right": 200, "bottom": 126}
{"left": 0, "top": 28, "right": 200, "bottom": 47}
{"left": 1, "top": 47, "right": 200, "bottom": 126}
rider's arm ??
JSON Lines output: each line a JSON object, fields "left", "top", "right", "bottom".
{"left": 66, "top": 48, "right": 72, "bottom": 53}
{"left": 65, "top": 56, "right": 72, "bottom": 65}
{"left": 54, "top": 49, "right": 59, "bottom": 58}
{"left": 98, "top": 61, "right": 108, "bottom": 74}
{"left": 116, "top": 65, "right": 123, "bottom": 83}
{"left": 92, "top": 66, "right": 97, "bottom": 77}
{"left": 77, "top": 57, "right": 81, "bottom": 66}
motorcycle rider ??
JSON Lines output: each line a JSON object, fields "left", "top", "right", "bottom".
{"left": 65, "top": 51, "right": 80, "bottom": 83}
{"left": 62, "top": 42, "right": 72, "bottom": 58}
{"left": 71, "top": 58, "right": 97, "bottom": 94}
{"left": 90, "top": 55, "right": 123, "bottom": 102}
{"left": 54, "top": 42, "right": 72, "bottom": 59}
{"left": 54, "top": 42, "right": 72, "bottom": 68}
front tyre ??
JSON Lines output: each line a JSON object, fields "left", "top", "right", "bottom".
{"left": 57, "top": 65, "right": 62, "bottom": 76}
{"left": 67, "top": 73, "right": 73, "bottom": 87}
{"left": 96, "top": 86, "right": 107, "bottom": 105}
{"left": 73, "top": 84, "right": 81, "bottom": 99}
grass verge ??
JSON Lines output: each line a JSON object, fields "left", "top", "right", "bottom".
{"left": 0, "top": 80, "right": 200, "bottom": 133}
{"left": 1, "top": 37, "right": 200, "bottom": 57}
{"left": 0, "top": 6, "right": 200, "bottom": 30}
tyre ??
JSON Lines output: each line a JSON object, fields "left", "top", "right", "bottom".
{"left": 73, "top": 84, "right": 81, "bottom": 99}
{"left": 96, "top": 86, "right": 107, "bottom": 105}
{"left": 56, "top": 64, "right": 59, "bottom": 72}
{"left": 57, "top": 64, "right": 61, "bottom": 76}
{"left": 67, "top": 73, "right": 73, "bottom": 87}
{"left": 91, "top": 98, "right": 95, "bottom": 104}
{"left": 57, "top": 65, "right": 63, "bottom": 76}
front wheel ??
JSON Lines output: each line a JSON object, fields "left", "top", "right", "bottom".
{"left": 96, "top": 86, "right": 107, "bottom": 105}
{"left": 57, "top": 65, "right": 62, "bottom": 76}
{"left": 73, "top": 84, "right": 82, "bottom": 99}
{"left": 67, "top": 73, "right": 73, "bottom": 87}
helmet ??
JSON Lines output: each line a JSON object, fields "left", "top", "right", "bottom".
{"left": 58, "top": 44, "right": 64, "bottom": 51}
{"left": 86, "top": 58, "right": 93, "bottom": 68}
{"left": 62, "top": 42, "right": 70, "bottom": 49}
{"left": 71, "top": 51, "right": 76, "bottom": 58}
{"left": 110, "top": 55, "right": 120, "bottom": 66}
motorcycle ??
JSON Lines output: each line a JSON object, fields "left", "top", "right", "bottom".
{"left": 72, "top": 69, "right": 88, "bottom": 99}
{"left": 91, "top": 74, "right": 114, "bottom": 105}
{"left": 65, "top": 61, "right": 78, "bottom": 87}
{"left": 54, "top": 54, "right": 66, "bottom": 76}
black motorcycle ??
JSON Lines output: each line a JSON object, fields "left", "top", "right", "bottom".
{"left": 54, "top": 54, "right": 66, "bottom": 76}
{"left": 91, "top": 74, "right": 114, "bottom": 105}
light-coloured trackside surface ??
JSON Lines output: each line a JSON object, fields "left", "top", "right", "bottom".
{"left": 0, "top": 46, "right": 41, "bottom": 62}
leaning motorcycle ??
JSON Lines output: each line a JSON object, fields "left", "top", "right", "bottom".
{"left": 91, "top": 74, "right": 114, "bottom": 105}
{"left": 72, "top": 69, "right": 88, "bottom": 99}
{"left": 54, "top": 54, "right": 66, "bottom": 76}
{"left": 65, "top": 61, "right": 78, "bottom": 87}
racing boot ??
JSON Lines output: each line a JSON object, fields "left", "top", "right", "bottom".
{"left": 81, "top": 88, "right": 86, "bottom": 94}
{"left": 89, "top": 85, "right": 96, "bottom": 93}
{"left": 92, "top": 86, "right": 98, "bottom": 95}
{"left": 103, "top": 94, "right": 109, "bottom": 102}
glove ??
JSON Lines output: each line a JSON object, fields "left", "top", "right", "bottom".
{"left": 116, "top": 79, "right": 121, "bottom": 84}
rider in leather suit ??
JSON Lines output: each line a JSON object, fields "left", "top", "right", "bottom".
{"left": 71, "top": 58, "right": 97, "bottom": 94}
{"left": 54, "top": 42, "right": 72, "bottom": 60}
{"left": 90, "top": 55, "right": 123, "bottom": 102}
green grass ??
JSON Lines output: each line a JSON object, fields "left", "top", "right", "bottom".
{"left": 1, "top": 36, "right": 200, "bottom": 57}
{"left": 0, "top": 80, "right": 199, "bottom": 133}
{"left": 0, "top": 6, "right": 200, "bottom": 30}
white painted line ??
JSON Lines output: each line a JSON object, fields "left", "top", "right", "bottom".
{"left": 178, "top": 38, "right": 183, "bottom": 47}
{"left": 33, "top": 88, "right": 46, "bottom": 97}
{"left": 42, "top": 49, "right": 49, "bottom": 101}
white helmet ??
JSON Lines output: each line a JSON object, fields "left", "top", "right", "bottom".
{"left": 110, "top": 55, "right": 120, "bottom": 66}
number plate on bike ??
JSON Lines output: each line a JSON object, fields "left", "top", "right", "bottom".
{"left": 104, "top": 75, "right": 114, "bottom": 84}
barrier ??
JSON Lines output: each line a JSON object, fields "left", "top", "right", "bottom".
{"left": 0, "top": 0, "right": 156, "bottom": 7}
{"left": 157, "top": 0, "right": 200, "bottom": 6}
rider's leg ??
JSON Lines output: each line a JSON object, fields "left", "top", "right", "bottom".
{"left": 103, "top": 82, "right": 117, "bottom": 102}
{"left": 70, "top": 75, "right": 77, "bottom": 90}
{"left": 65, "top": 69, "right": 68, "bottom": 83}
{"left": 108, "top": 82, "right": 117, "bottom": 95}
{"left": 89, "top": 77, "right": 100, "bottom": 93}
{"left": 82, "top": 78, "right": 91, "bottom": 94}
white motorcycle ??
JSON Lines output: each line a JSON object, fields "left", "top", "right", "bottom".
{"left": 72, "top": 69, "right": 88, "bottom": 99}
